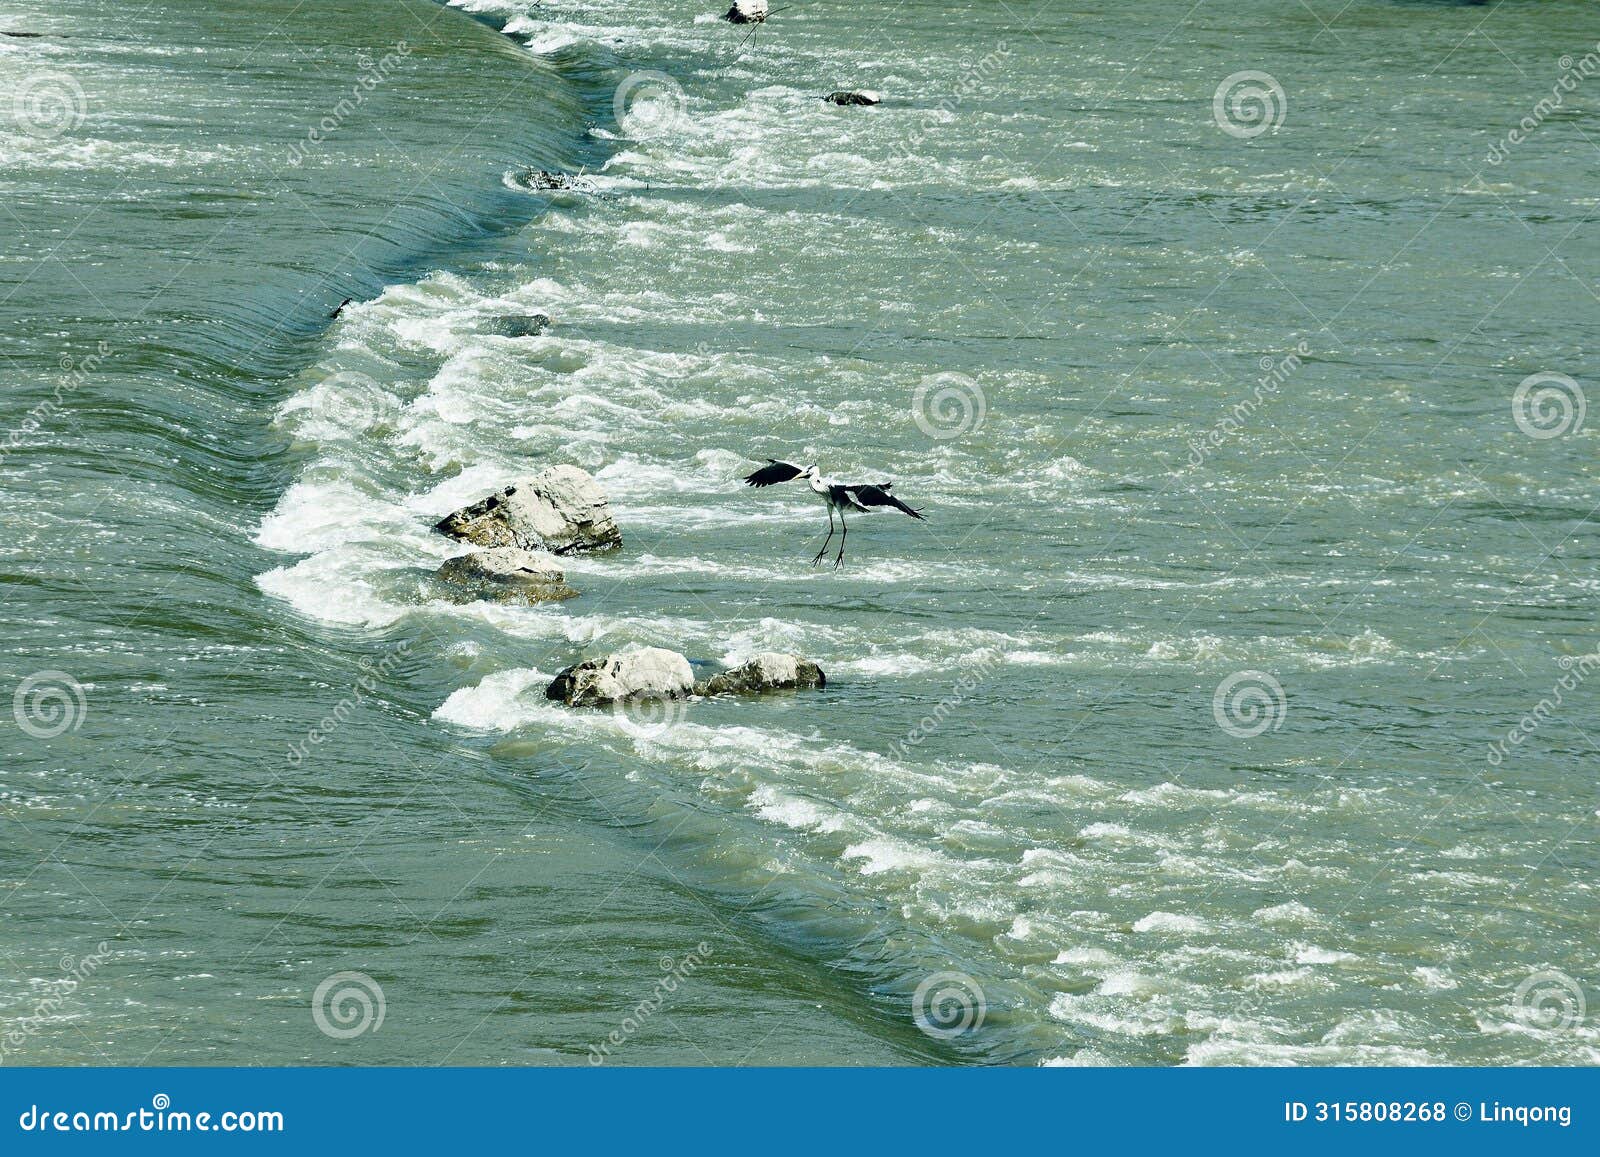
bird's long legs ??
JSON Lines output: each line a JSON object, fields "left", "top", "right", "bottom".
{"left": 811, "top": 507, "right": 835, "bottom": 565}
{"left": 834, "top": 511, "right": 848, "bottom": 569}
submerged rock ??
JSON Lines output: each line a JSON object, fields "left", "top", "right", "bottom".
{"left": 519, "top": 169, "right": 595, "bottom": 193}
{"left": 435, "top": 547, "right": 577, "bottom": 604}
{"left": 824, "top": 90, "right": 881, "bottom": 106}
{"left": 435, "top": 465, "right": 622, "bottom": 556}
{"left": 724, "top": 0, "right": 768, "bottom": 23}
{"left": 696, "top": 652, "right": 826, "bottom": 696}
{"left": 485, "top": 312, "right": 551, "bottom": 338}
{"left": 546, "top": 647, "right": 696, "bottom": 707}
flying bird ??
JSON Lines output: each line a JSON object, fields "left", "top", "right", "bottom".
{"left": 743, "top": 459, "right": 924, "bottom": 568}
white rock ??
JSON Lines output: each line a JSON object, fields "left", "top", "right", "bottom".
{"left": 435, "top": 465, "right": 621, "bottom": 555}
{"left": 546, "top": 646, "right": 696, "bottom": 707}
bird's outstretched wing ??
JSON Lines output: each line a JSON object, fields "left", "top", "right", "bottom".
{"left": 743, "top": 459, "right": 806, "bottom": 487}
{"left": 847, "top": 483, "right": 925, "bottom": 519}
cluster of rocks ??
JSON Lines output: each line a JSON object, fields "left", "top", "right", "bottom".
{"left": 432, "top": 466, "right": 826, "bottom": 707}
{"left": 824, "top": 90, "right": 880, "bottom": 107}
{"left": 546, "top": 646, "right": 825, "bottom": 707}
{"left": 432, "top": 464, "right": 617, "bottom": 605}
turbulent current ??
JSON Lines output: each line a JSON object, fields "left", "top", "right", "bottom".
{"left": 2, "top": 0, "right": 1597, "bottom": 1065}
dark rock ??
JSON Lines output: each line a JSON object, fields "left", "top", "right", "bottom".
{"left": 519, "top": 169, "right": 595, "bottom": 193}
{"left": 435, "top": 547, "right": 577, "bottom": 604}
{"left": 824, "top": 90, "right": 881, "bottom": 106}
{"left": 696, "top": 652, "right": 826, "bottom": 696}
{"left": 485, "top": 313, "right": 551, "bottom": 338}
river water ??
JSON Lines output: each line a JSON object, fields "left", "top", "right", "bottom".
{"left": 2, "top": 0, "right": 1597, "bottom": 1065}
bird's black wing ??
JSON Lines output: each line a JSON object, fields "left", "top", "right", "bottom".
{"left": 743, "top": 459, "right": 806, "bottom": 487}
{"left": 848, "top": 483, "right": 925, "bottom": 520}
{"left": 830, "top": 484, "right": 870, "bottom": 511}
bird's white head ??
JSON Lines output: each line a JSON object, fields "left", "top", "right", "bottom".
{"left": 804, "top": 463, "right": 820, "bottom": 479}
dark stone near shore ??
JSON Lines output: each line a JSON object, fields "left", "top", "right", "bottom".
{"left": 695, "top": 653, "right": 826, "bottom": 696}
{"left": 435, "top": 465, "right": 622, "bottom": 556}
{"left": 824, "top": 90, "right": 881, "bottom": 107}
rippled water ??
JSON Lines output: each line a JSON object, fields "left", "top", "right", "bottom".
{"left": 3, "top": 0, "right": 1598, "bottom": 1066}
